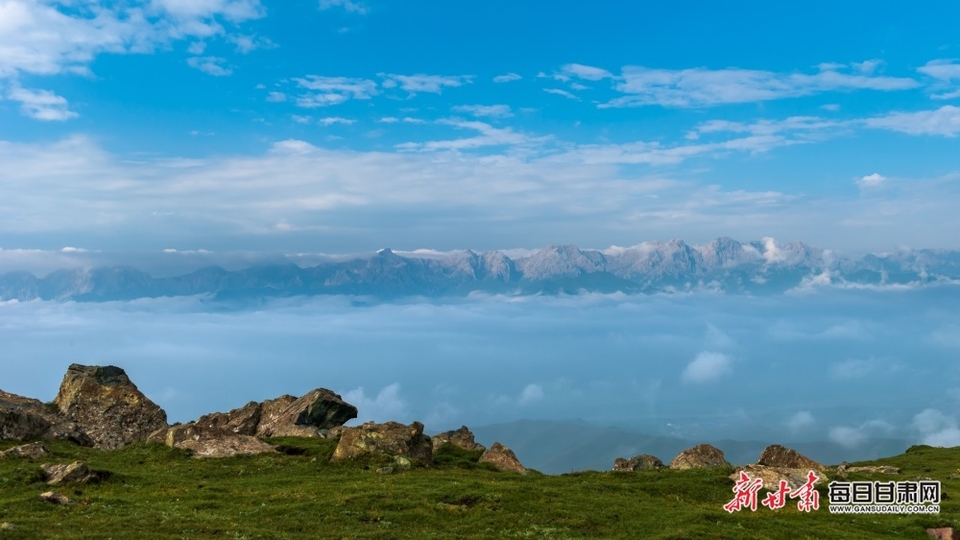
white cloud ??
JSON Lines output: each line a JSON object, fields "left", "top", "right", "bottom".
{"left": 559, "top": 63, "right": 612, "bottom": 81}
{"left": 266, "top": 91, "right": 287, "bottom": 102}
{"left": 186, "top": 56, "right": 232, "bottom": 76}
{"left": 229, "top": 34, "right": 276, "bottom": 54}
{"left": 786, "top": 411, "right": 815, "bottom": 432}
{"left": 343, "top": 383, "right": 408, "bottom": 424}
{"left": 397, "top": 119, "right": 536, "bottom": 152}
{"left": 318, "top": 116, "right": 354, "bottom": 126}
{"left": 864, "top": 106, "right": 960, "bottom": 137}
{"left": 828, "top": 357, "right": 876, "bottom": 379}
{"left": 829, "top": 426, "right": 867, "bottom": 448}
{"left": 293, "top": 75, "right": 378, "bottom": 107}
{"left": 7, "top": 86, "right": 77, "bottom": 121}
{"left": 451, "top": 104, "right": 513, "bottom": 118}
{"left": 695, "top": 116, "right": 845, "bottom": 138}
{"left": 680, "top": 351, "right": 731, "bottom": 384}
{"left": 829, "top": 420, "right": 894, "bottom": 448}
{"left": 602, "top": 63, "right": 918, "bottom": 108}
{"left": 543, "top": 88, "right": 579, "bottom": 100}
{"left": 918, "top": 60, "right": 960, "bottom": 81}
{"left": 187, "top": 41, "right": 207, "bottom": 55}
{"left": 518, "top": 383, "right": 544, "bottom": 405}
{"left": 379, "top": 73, "right": 472, "bottom": 94}
{"left": 318, "top": 0, "right": 368, "bottom": 14}
{"left": 857, "top": 173, "right": 886, "bottom": 188}
{"left": 291, "top": 115, "right": 311, "bottom": 124}
{"left": 378, "top": 117, "right": 398, "bottom": 123}
{"left": 493, "top": 72, "right": 522, "bottom": 83}
{"left": 913, "top": 409, "right": 960, "bottom": 447}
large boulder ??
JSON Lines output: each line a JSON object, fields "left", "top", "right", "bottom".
{"left": 0, "top": 389, "right": 91, "bottom": 446}
{"left": 669, "top": 444, "right": 730, "bottom": 470}
{"left": 757, "top": 445, "right": 824, "bottom": 472}
{"left": 432, "top": 426, "right": 485, "bottom": 452}
{"left": 730, "top": 464, "right": 828, "bottom": 491}
{"left": 613, "top": 454, "right": 664, "bottom": 471}
{"left": 53, "top": 364, "right": 168, "bottom": 450}
{"left": 332, "top": 421, "right": 433, "bottom": 463}
{"left": 148, "top": 388, "right": 356, "bottom": 457}
{"left": 149, "top": 423, "right": 277, "bottom": 458}
{"left": 256, "top": 389, "right": 358, "bottom": 437}
{"left": 193, "top": 401, "right": 262, "bottom": 436}
{"left": 479, "top": 442, "right": 526, "bottom": 474}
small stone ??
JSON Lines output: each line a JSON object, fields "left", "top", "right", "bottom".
{"left": 0, "top": 441, "right": 51, "bottom": 460}
{"left": 39, "top": 491, "right": 72, "bottom": 504}
{"left": 376, "top": 466, "right": 394, "bottom": 474}
{"left": 41, "top": 461, "right": 106, "bottom": 485}
{"left": 0, "top": 522, "right": 14, "bottom": 530}
{"left": 845, "top": 465, "right": 900, "bottom": 474}
{"left": 394, "top": 456, "right": 412, "bottom": 470}
{"left": 926, "top": 527, "right": 956, "bottom": 540}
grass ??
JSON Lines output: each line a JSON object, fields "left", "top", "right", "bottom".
{"left": 0, "top": 438, "right": 957, "bottom": 539}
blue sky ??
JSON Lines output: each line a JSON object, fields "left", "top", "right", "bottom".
{"left": 5, "top": 2, "right": 960, "bottom": 460}
{"left": 2, "top": 0, "right": 960, "bottom": 256}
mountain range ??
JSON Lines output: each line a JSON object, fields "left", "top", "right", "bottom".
{"left": 3, "top": 237, "right": 960, "bottom": 302}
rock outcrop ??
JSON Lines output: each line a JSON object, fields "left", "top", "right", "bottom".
{"left": 669, "top": 444, "right": 730, "bottom": 470}
{"left": 479, "top": 442, "right": 526, "bottom": 474}
{"left": 148, "top": 388, "right": 356, "bottom": 457}
{"left": 613, "top": 454, "right": 664, "bottom": 471}
{"left": 0, "top": 389, "right": 93, "bottom": 446}
{"left": 432, "top": 426, "right": 485, "bottom": 452}
{"left": 255, "top": 389, "right": 358, "bottom": 437}
{"left": 757, "top": 444, "right": 824, "bottom": 472}
{"left": 0, "top": 441, "right": 51, "bottom": 459}
{"left": 53, "top": 364, "right": 168, "bottom": 450}
{"left": 730, "top": 464, "right": 828, "bottom": 491}
{"left": 332, "top": 421, "right": 433, "bottom": 463}
{"left": 148, "top": 423, "right": 277, "bottom": 458}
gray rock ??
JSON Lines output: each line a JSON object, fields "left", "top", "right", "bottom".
{"left": 479, "top": 442, "right": 526, "bottom": 474}
{"left": 41, "top": 461, "right": 107, "bottom": 485}
{"left": 332, "top": 421, "right": 433, "bottom": 463}
{"left": 432, "top": 425, "right": 485, "bottom": 452}
{"left": 39, "top": 491, "right": 72, "bottom": 505}
{"left": 669, "top": 444, "right": 730, "bottom": 470}
{"left": 255, "top": 388, "right": 358, "bottom": 437}
{"left": 757, "top": 444, "right": 824, "bottom": 472}
{"left": 53, "top": 364, "right": 168, "bottom": 450}
{"left": 730, "top": 464, "right": 828, "bottom": 491}
{"left": 613, "top": 454, "right": 664, "bottom": 471}
{"left": 0, "top": 441, "right": 51, "bottom": 460}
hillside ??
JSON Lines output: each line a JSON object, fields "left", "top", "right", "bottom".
{"left": 0, "top": 438, "right": 957, "bottom": 539}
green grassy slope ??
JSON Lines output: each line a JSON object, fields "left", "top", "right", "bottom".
{"left": 0, "top": 439, "right": 956, "bottom": 539}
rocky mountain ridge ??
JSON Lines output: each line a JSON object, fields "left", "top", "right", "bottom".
{"left": 3, "top": 237, "right": 960, "bottom": 302}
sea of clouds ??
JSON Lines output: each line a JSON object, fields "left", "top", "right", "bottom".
{"left": 2, "top": 286, "right": 959, "bottom": 452}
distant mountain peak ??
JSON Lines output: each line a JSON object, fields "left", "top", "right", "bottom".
{"left": 1, "top": 237, "right": 958, "bottom": 302}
